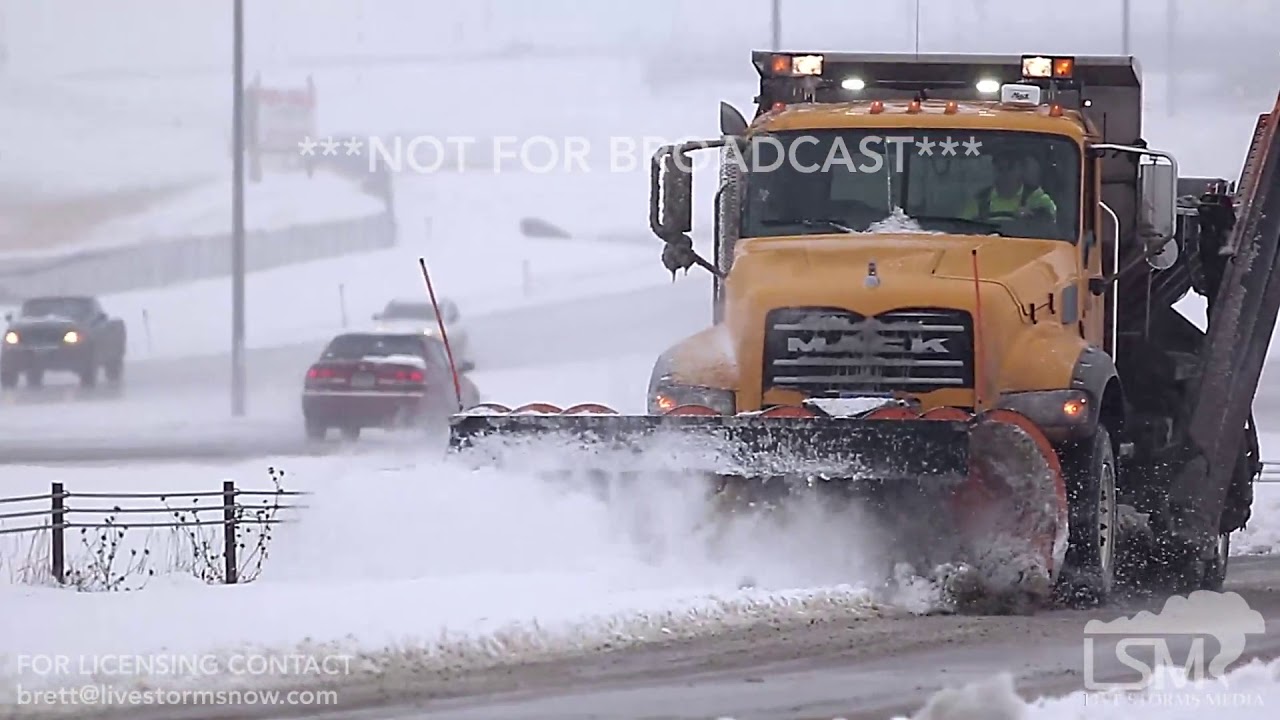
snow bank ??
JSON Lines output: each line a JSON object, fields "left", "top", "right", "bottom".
{"left": 0, "top": 447, "right": 895, "bottom": 701}
{"left": 899, "top": 656, "right": 1280, "bottom": 719}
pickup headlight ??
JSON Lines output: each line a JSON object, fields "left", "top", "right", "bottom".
{"left": 63, "top": 331, "right": 79, "bottom": 344}
{"left": 3, "top": 331, "right": 17, "bottom": 345}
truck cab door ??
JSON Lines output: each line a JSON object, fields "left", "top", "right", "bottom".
{"left": 1080, "top": 151, "right": 1109, "bottom": 351}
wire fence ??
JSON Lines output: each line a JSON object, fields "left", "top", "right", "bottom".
{"left": 0, "top": 480, "right": 308, "bottom": 586}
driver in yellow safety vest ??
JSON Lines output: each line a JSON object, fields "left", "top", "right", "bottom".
{"left": 961, "top": 148, "right": 1057, "bottom": 224}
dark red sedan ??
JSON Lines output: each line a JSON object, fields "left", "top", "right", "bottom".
{"left": 301, "top": 331, "right": 479, "bottom": 441}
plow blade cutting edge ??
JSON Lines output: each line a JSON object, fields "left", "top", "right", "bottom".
{"left": 447, "top": 403, "right": 1070, "bottom": 610}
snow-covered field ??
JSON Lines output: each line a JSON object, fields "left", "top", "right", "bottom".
{"left": 92, "top": 163, "right": 687, "bottom": 361}
{"left": 0, "top": 170, "right": 385, "bottom": 262}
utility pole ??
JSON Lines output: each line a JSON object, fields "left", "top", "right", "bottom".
{"left": 770, "top": 0, "right": 780, "bottom": 50}
{"left": 913, "top": 0, "right": 921, "bottom": 56}
{"left": 231, "top": 0, "right": 247, "bottom": 417}
{"left": 1166, "top": 0, "right": 1176, "bottom": 115}
{"left": 0, "top": 1, "right": 9, "bottom": 72}
{"left": 1121, "top": 0, "right": 1131, "bottom": 55}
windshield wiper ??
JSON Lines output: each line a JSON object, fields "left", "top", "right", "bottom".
{"left": 907, "top": 215, "right": 1006, "bottom": 236}
{"left": 760, "top": 218, "right": 856, "bottom": 234}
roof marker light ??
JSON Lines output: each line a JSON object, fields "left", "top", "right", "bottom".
{"left": 790, "top": 54, "right": 824, "bottom": 76}
{"left": 771, "top": 54, "right": 823, "bottom": 76}
{"left": 1021, "top": 55, "right": 1053, "bottom": 79}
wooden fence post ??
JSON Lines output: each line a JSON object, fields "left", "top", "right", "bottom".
{"left": 50, "top": 482, "right": 65, "bottom": 585}
{"left": 222, "top": 481, "right": 238, "bottom": 584}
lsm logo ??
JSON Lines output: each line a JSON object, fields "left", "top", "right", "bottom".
{"left": 1083, "top": 590, "right": 1266, "bottom": 694}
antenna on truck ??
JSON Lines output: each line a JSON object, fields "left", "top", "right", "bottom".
{"left": 417, "top": 256, "right": 464, "bottom": 412}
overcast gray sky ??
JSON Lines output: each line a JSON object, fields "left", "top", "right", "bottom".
{"left": 1, "top": 0, "right": 1272, "bottom": 76}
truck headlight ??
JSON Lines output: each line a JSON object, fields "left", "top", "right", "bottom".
{"left": 648, "top": 378, "right": 736, "bottom": 415}
{"left": 995, "top": 389, "right": 1092, "bottom": 427}
{"left": 63, "top": 331, "right": 79, "bottom": 344}
{"left": 3, "top": 331, "right": 16, "bottom": 345}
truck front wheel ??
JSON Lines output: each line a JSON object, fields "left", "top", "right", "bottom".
{"left": 1054, "top": 424, "right": 1119, "bottom": 607}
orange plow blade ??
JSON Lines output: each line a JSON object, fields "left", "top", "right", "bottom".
{"left": 448, "top": 400, "right": 1068, "bottom": 611}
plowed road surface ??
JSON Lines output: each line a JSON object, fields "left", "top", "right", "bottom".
{"left": 88, "top": 556, "right": 1278, "bottom": 720}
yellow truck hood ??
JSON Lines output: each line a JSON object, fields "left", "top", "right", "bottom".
{"left": 729, "top": 233, "right": 1074, "bottom": 312}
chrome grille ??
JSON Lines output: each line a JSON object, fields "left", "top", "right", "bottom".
{"left": 762, "top": 307, "right": 974, "bottom": 395}
{"left": 12, "top": 326, "right": 70, "bottom": 345}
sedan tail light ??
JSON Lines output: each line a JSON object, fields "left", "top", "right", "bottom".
{"left": 377, "top": 366, "right": 425, "bottom": 384}
{"left": 306, "top": 364, "right": 350, "bottom": 384}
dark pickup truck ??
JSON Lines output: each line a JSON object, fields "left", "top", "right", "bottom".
{"left": 1, "top": 296, "right": 127, "bottom": 389}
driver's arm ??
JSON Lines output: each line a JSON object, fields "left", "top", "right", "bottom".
{"left": 1027, "top": 188, "right": 1057, "bottom": 220}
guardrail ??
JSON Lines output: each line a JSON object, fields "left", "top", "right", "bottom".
{"left": 0, "top": 478, "right": 308, "bottom": 588}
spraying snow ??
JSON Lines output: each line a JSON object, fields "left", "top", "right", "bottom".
{"left": 0, "top": 449, "right": 919, "bottom": 697}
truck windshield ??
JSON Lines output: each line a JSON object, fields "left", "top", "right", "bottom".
{"left": 739, "top": 129, "right": 1080, "bottom": 241}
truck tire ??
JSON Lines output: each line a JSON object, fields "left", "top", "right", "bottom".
{"left": 79, "top": 362, "right": 97, "bottom": 388}
{"left": 1202, "top": 533, "right": 1230, "bottom": 591}
{"left": 0, "top": 366, "right": 16, "bottom": 389}
{"left": 105, "top": 356, "right": 124, "bottom": 384}
{"left": 1054, "top": 424, "right": 1119, "bottom": 606}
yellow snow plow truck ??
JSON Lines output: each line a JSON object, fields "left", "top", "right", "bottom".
{"left": 450, "top": 52, "right": 1279, "bottom": 610}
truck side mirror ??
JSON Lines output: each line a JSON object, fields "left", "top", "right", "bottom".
{"left": 3, "top": 312, "right": 11, "bottom": 322}
{"left": 1139, "top": 156, "right": 1177, "bottom": 246}
{"left": 1147, "top": 237, "right": 1179, "bottom": 270}
{"left": 650, "top": 145, "right": 693, "bottom": 239}
{"left": 719, "top": 101, "right": 748, "bottom": 136}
